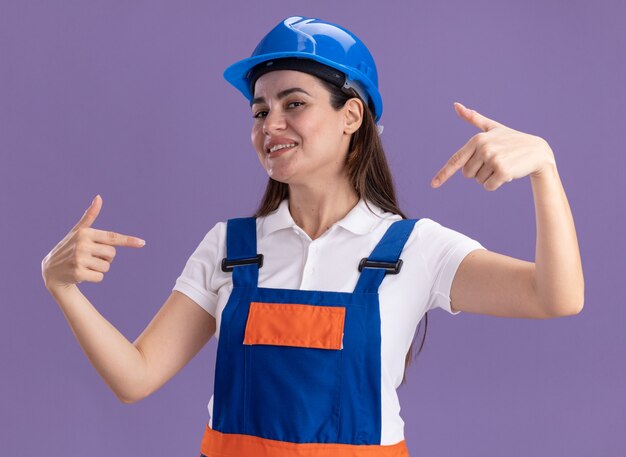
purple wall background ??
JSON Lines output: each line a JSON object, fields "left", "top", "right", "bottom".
{"left": 2, "top": 1, "right": 624, "bottom": 455}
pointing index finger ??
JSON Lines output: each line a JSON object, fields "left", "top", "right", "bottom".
{"left": 431, "top": 140, "right": 475, "bottom": 188}
{"left": 93, "top": 229, "right": 146, "bottom": 247}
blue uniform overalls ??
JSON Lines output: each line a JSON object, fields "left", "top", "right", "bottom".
{"left": 199, "top": 216, "right": 417, "bottom": 457}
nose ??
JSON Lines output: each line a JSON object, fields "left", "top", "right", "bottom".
{"left": 262, "top": 107, "right": 287, "bottom": 135}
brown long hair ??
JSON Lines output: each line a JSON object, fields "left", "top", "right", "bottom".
{"left": 251, "top": 77, "right": 428, "bottom": 385}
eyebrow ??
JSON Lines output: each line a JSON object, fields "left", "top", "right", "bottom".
{"left": 251, "top": 87, "right": 312, "bottom": 107}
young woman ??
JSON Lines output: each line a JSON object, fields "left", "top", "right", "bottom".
{"left": 41, "top": 16, "right": 584, "bottom": 457}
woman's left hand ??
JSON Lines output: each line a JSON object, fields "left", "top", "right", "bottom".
{"left": 431, "top": 102, "right": 556, "bottom": 190}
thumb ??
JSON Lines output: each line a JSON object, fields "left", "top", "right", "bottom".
{"left": 72, "top": 194, "right": 102, "bottom": 231}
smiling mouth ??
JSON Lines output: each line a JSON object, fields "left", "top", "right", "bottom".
{"left": 267, "top": 142, "right": 297, "bottom": 153}
{"left": 267, "top": 144, "right": 297, "bottom": 157}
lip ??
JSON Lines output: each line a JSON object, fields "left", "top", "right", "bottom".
{"left": 267, "top": 144, "right": 297, "bottom": 158}
{"left": 265, "top": 137, "right": 299, "bottom": 154}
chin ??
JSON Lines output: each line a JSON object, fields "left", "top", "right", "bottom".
{"left": 266, "top": 172, "right": 293, "bottom": 185}
{"left": 263, "top": 164, "right": 299, "bottom": 184}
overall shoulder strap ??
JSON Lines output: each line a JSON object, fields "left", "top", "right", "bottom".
{"left": 222, "top": 217, "right": 261, "bottom": 288}
{"left": 353, "top": 218, "right": 419, "bottom": 293}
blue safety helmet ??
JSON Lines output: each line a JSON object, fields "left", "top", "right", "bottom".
{"left": 223, "top": 16, "right": 383, "bottom": 123}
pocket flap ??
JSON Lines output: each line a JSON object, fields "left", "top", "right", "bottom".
{"left": 243, "top": 302, "right": 346, "bottom": 350}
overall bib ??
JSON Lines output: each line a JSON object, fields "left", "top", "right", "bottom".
{"left": 199, "top": 216, "right": 417, "bottom": 457}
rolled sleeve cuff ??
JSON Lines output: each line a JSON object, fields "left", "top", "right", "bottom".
{"left": 172, "top": 278, "right": 218, "bottom": 317}
{"left": 433, "top": 241, "right": 486, "bottom": 315}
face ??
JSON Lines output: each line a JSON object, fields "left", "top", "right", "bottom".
{"left": 250, "top": 70, "right": 359, "bottom": 186}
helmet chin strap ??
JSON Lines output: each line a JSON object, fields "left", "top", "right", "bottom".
{"left": 342, "top": 78, "right": 369, "bottom": 108}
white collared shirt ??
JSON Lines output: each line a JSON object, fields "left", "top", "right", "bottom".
{"left": 173, "top": 198, "right": 486, "bottom": 445}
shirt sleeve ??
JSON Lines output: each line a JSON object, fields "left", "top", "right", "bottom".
{"left": 171, "top": 221, "right": 225, "bottom": 317}
{"left": 419, "top": 218, "right": 487, "bottom": 315}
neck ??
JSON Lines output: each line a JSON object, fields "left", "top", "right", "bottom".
{"left": 288, "top": 179, "right": 360, "bottom": 240}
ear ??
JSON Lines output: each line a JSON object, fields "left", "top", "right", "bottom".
{"left": 343, "top": 98, "right": 364, "bottom": 134}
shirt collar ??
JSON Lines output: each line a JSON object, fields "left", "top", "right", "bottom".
{"left": 259, "top": 198, "right": 389, "bottom": 238}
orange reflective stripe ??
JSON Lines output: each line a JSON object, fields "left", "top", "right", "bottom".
{"left": 200, "top": 424, "right": 410, "bottom": 457}
{"left": 243, "top": 302, "right": 346, "bottom": 350}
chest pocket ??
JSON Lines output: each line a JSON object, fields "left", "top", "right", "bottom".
{"left": 242, "top": 301, "right": 346, "bottom": 443}
{"left": 244, "top": 302, "right": 345, "bottom": 349}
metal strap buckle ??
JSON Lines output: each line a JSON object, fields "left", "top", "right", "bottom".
{"left": 221, "top": 254, "right": 264, "bottom": 272}
{"left": 358, "top": 257, "right": 403, "bottom": 274}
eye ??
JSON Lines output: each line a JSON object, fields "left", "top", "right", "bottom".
{"left": 252, "top": 101, "right": 305, "bottom": 119}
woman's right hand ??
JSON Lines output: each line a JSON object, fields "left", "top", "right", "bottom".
{"left": 41, "top": 194, "right": 146, "bottom": 291}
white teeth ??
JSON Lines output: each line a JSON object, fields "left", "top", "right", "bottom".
{"left": 269, "top": 143, "right": 296, "bottom": 153}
